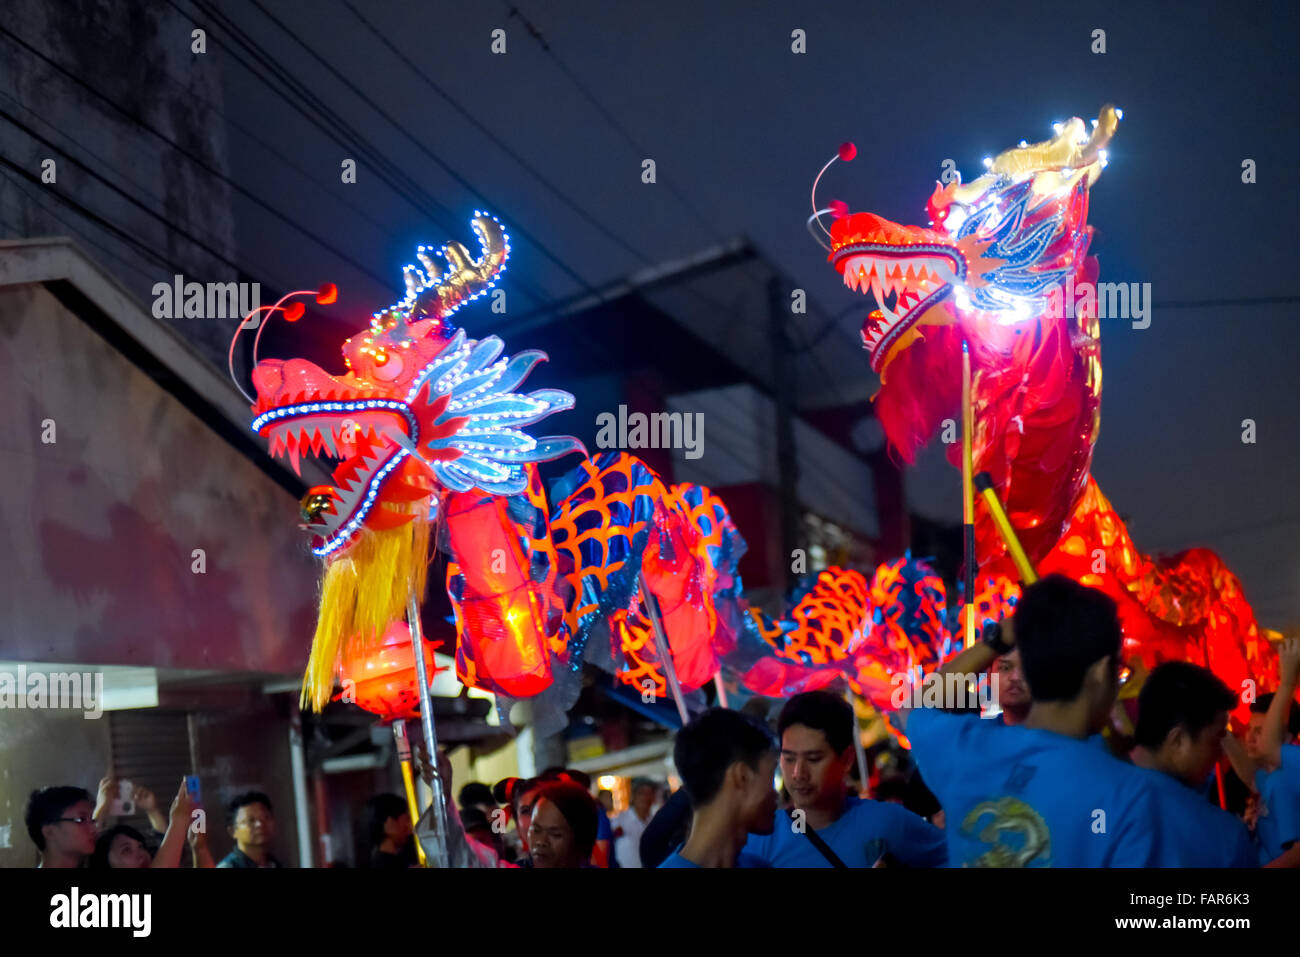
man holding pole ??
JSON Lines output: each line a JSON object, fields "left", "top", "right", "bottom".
{"left": 894, "top": 574, "right": 1163, "bottom": 867}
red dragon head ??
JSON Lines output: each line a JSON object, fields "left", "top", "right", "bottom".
{"left": 824, "top": 106, "right": 1119, "bottom": 379}
{"left": 818, "top": 108, "right": 1121, "bottom": 569}
{"left": 248, "top": 212, "right": 583, "bottom": 560}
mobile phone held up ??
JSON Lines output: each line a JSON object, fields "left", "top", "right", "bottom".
{"left": 185, "top": 775, "right": 201, "bottom": 802}
{"left": 109, "top": 780, "right": 135, "bottom": 817}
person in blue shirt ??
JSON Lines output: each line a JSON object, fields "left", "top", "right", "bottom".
{"left": 1224, "top": 636, "right": 1300, "bottom": 867}
{"left": 895, "top": 574, "right": 1163, "bottom": 867}
{"left": 743, "top": 690, "right": 947, "bottom": 867}
{"left": 1128, "top": 661, "right": 1256, "bottom": 866}
{"left": 659, "top": 708, "right": 777, "bottom": 868}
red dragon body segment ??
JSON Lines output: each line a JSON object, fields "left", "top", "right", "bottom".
{"left": 444, "top": 463, "right": 570, "bottom": 699}
{"left": 824, "top": 107, "right": 1279, "bottom": 711}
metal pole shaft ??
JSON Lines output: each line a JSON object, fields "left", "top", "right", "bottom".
{"left": 639, "top": 571, "right": 689, "bottom": 724}
{"left": 392, "top": 720, "right": 429, "bottom": 867}
{"left": 408, "top": 595, "right": 450, "bottom": 867}
{"left": 962, "top": 341, "right": 977, "bottom": 650}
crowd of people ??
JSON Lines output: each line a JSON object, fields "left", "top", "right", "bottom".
{"left": 22, "top": 576, "right": 1300, "bottom": 869}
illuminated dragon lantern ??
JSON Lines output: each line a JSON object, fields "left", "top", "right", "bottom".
{"left": 817, "top": 106, "right": 1278, "bottom": 716}
{"left": 247, "top": 213, "right": 584, "bottom": 710}
{"left": 243, "top": 215, "right": 765, "bottom": 718}
{"left": 243, "top": 213, "right": 953, "bottom": 720}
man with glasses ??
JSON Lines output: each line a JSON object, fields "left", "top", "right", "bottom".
{"left": 25, "top": 786, "right": 97, "bottom": 868}
{"left": 217, "top": 792, "right": 283, "bottom": 868}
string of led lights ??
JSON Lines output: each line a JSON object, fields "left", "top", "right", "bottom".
{"left": 5, "top": 6, "right": 818, "bottom": 494}
{"left": 182, "top": 0, "right": 862, "bottom": 420}
{"left": 258, "top": 0, "right": 866, "bottom": 419}
{"left": 231, "top": 0, "right": 612, "bottom": 308}
{"left": 164, "top": 0, "right": 562, "bottom": 316}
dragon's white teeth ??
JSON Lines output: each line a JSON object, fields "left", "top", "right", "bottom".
{"left": 321, "top": 428, "right": 337, "bottom": 457}
{"left": 288, "top": 441, "right": 302, "bottom": 476}
{"left": 931, "top": 260, "right": 958, "bottom": 284}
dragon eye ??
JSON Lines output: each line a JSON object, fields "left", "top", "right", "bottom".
{"left": 371, "top": 350, "right": 403, "bottom": 381}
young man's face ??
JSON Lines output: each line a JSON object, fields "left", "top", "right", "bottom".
{"left": 1167, "top": 711, "right": 1229, "bottom": 787}
{"left": 44, "top": 799, "right": 97, "bottom": 859}
{"left": 232, "top": 802, "right": 274, "bottom": 848}
{"left": 515, "top": 786, "right": 543, "bottom": 853}
{"left": 527, "top": 798, "right": 581, "bottom": 868}
{"left": 738, "top": 751, "right": 779, "bottom": 835}
{"left": 1244, "top": 713, "right": 1266, "bottom": 759}
{"left": 992, "top": 649, "right": 1030, "bottom": 710}
{"left": 780, "top": 724, "right": 853, "bottom": 811}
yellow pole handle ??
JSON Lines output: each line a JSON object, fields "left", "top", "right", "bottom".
{"left": 962, "top": 342, "right": 977, "bottom": 649}
{"left": 974, "top": 472, "right": 1039, "bottom": 584}
{"left": 392, "top": 720, "right": 429, "bottom": 867}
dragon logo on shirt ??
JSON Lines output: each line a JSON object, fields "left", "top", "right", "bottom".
{"left": 961, "top": 797, "right": 1051, "bottom": 867}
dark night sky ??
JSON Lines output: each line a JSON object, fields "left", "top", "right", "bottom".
{"left": 214, "top": 0, "right": 1299, "bottom": 625}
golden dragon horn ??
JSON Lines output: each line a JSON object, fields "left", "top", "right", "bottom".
{"left": 990, "top": 104, "right": 1121, "bottom": 178}
{"left": 394, "top": 213, "right": 509, "bottom": 323}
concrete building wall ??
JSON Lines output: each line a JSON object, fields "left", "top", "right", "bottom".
{"left": 0, "top": 279, "right": 317, "bottom": 673}
{"left": 0, "top": 0, "right": 238, "bottom": 369}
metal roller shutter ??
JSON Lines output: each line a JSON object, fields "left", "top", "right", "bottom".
{"left": 107, "top": 710, "right": 195, "bottom": 860}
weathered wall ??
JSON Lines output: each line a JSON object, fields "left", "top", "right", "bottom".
{"left": 0, "top": 281, "right": 318, "bottom": 672}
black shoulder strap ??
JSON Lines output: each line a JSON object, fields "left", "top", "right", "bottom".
{"left": 800, "top": 818, "right": 848, "bottom": 868}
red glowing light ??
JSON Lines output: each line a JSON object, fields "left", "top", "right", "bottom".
{"left": 337, "top": 621, "right": 445, "bottom": 722}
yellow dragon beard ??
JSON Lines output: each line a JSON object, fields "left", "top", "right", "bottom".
{"left": 302, "top": 509, "right": 432, "bottom": 712}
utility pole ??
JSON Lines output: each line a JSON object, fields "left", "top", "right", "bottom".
{"left": 768, "top": 275, "right": 800, "bottom": 593}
